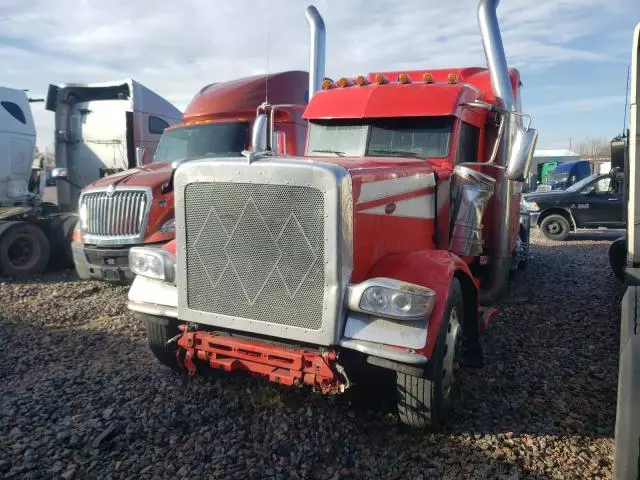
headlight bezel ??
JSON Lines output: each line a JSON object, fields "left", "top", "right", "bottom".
{"left": 346, "top": 278, "right": 436, "bottom": 321}
{"left": 129, "top": 247, "right": 176, "bottom": 283}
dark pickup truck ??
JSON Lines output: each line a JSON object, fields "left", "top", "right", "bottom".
{"left": 521, "top": 172, "right": 624, "bottom": 241}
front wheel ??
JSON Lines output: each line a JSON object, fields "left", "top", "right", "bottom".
{"left": 140, "top": 313, "right": 182, "bottom": 372}
{"left": 539, "top": 214, "right": 571, "bottom": 241}
{"left": 396, "top": 279, "right": 464, "bottom": 429}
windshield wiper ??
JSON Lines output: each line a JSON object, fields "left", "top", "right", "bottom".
{"left": 311, "top": 149, "right": 345, "bottom": 157}
{"left": 368, "top": 149, "right": 419, "bottom": 158}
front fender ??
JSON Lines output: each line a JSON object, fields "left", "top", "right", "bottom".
{"left": 366, "top": 250, "right": 477, "bottom": 359}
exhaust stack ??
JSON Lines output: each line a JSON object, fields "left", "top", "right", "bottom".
{"left": 477, "top": 0, "right": 517, "bottom": 304}
{"left": 305, "top": 6, "right": 326, "bottom": 99}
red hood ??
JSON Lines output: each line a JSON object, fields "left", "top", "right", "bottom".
{"left": 303, "top": 155, "right": 448, "bottom": 193}
{"left": 85, "top": 162, "right": 173, "bottom": 190}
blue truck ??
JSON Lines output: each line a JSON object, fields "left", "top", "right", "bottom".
{"left": 535, "top": 160, "right": 592, "bottom": 192}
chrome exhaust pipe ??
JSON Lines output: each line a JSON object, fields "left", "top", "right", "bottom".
{"left": 477, "top": 0, "right": 516, "bottom": 305}
{"left": 305, "top": 5, "right": 326, "bottom": 99}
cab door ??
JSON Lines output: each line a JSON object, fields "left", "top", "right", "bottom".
{"left": 574, "top": 176, "right": 623, "bottom": 227}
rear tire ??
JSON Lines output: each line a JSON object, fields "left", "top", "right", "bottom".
{"left": 141, "top": 313, "right": 182, "bottom": 372}
{"left": 0, "top": 223, "right": 51, "bottom": 278}
{"left": 396, "top": 279, "right": 464, "bottom": 429}
{"left": 609, "top": 236, "right": 627, "bottom": 281}
{"left": 540, "top": 214, "right": 571, "bottom": 241}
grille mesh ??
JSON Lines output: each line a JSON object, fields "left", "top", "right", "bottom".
{"left": 184, "top": 182, "right": 325, "bottom": 330}
{"left": 81, "top": 190, "right": 148, "bottom": 237}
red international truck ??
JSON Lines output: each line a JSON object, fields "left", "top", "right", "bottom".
{"left": 127, "top": 0, "right": 538, "bottom": 429}
{"left": 71, "top": 71, "right": 309, "bottom": 283}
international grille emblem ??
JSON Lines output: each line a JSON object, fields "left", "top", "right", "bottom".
{"left": 106, "top": 184, "right": 116, "bottom": 197}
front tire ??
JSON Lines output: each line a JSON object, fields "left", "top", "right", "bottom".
{"left": 396, "top": 279, "right": 464, "bottom": 429}
{"left": 140, "top": 313, "right": 182, "bottom": 372}
{"left": 540, "top": 214, "right": 571, "bottom": 241}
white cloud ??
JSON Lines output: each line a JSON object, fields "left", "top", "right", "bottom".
{"left": 532, "top": 95, "right": 627, "bottom": 115}
{"left": 0, "top": 0, "right": 633, "bottom": 148}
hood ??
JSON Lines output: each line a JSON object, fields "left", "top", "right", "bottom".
{"left": 304, "top": 155, "right": 440, "bottom": 204}
{"left": 85, "top": 162, "right": 173, "bottom": 190}
{"left": 523, "top": 190, "right": 568, "bottom": 202}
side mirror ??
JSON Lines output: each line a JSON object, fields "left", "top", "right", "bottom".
{"left": 272, "top": 131, "right": 287, "bottom": 156}
{"left": 251, "top": 114, "right": 268, "bottom": 153}
{"left": 505, "top": 124, "right": 539, "bottom": 182}
{"left": 50, "top": 167, "right": 68, "bottom": 179}
{"left": 135, "top": 146, "right": 145, "bottom": 167}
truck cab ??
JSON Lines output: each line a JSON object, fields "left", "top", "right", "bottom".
{"left": 536, "top": 160, "right": 592, "bottom": 192}
{"left": 71, "top": 71, "right": 309, "bottom": 284}
{"left": 127, "top": 1, "right": 538, "bottom": 429}
{"left": 45, "top": 79, "right": 182, "bottom": 212}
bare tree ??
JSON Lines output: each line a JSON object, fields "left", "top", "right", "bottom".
{"left": 575, "top": 137, "right": 611, "bottom": 161}
{"left": 43, "top": 146, "right": 55, "bottom": 169}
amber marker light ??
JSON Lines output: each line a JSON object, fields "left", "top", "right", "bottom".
{"left": 355, "top": 75, "right": 368, "bottom": 86}
{"left": 373, "top": 73, "right": 388, "bottom": 85}
{"left": 397, "top": 73, "right": 411, "bottom": 84}
{"left": 447, "top": 73, "right": 458, "bottom": 84}
{"left": 422, "top": 72, "right": 434, "bottom": 83}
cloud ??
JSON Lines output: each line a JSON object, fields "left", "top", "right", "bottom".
{"left": 532, "top": 95, "right": 627, "bottom": 115}
{"left": 0, "top": 0, "right": 634, "bottom": 148}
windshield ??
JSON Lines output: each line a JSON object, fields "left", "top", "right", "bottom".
{"left": 548, "top": 172, "right": 569, "bottom": 183}
{"left": 153, "top": 122, "right": 250, "bottom": 163}
{"left": 307, "top": 117, "right": 454, "bottom": 159}
{"left": 566, "top": 173, "right": 603, "bottom": 193}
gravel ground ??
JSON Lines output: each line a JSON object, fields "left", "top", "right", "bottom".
{"left": 0, "top": 229, "right": 623, "bottom": 479}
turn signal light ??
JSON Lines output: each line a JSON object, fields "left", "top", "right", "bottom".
{"left": 397, "top": 73, "right": 411, "bottom": 84}
{"left": 355, "top": 75, "right": 368, "bottom": 86}
{"left": 447, "top": 73, "right": 458, "bottom": 84}
{"left": 322, "top": 78, "right": 334, "bottom": 89}
{"left": 422, "top": 72, "right": 434, "bottom": 83}
{"left": 373, "top": 73, "right": 388, "bottom": 85}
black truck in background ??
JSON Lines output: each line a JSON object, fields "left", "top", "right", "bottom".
{"left": 521, "top": 169, "right": 625, "bottom": 240}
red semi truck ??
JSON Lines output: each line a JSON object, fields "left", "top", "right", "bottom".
{"left": 71, "top": 71, "right": 309, "bottom": 283}
{"left": 127, "top": 0, "right": 538, "bottom": 428}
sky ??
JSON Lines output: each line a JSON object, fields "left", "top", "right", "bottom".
{"left": 1, "top": 0, "right": 638, "bottom": 152}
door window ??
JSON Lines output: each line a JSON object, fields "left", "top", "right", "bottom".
{"left": 149, "top": 115, "right": 170, "bottom": 135}
{"left": 2, "top": 101, "right": 26, "bottom": 124}
{"left": 593, "top": 177, "right": 611, "bottom": 194}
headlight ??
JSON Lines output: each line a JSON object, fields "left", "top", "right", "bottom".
{"left": 72, "top": 221, "right": 83, "bottom": 244}
{"left": 521, "top": 200, "right": 539, "bottom": 212}
{"left": 79, "top": 203, "right": 88, "bottom": 228}
{"left": 159, "top": 218, "right": 175, "bottom": 233}
{"left": 129, "top": 247, "right": 176, "bottom": 283}
{"left": 347, "top": 278, "right": 436, "bottom": 320}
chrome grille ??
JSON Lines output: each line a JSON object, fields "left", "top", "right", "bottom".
{"left": 184, "top": 182, "right": 325, "bottom": 330}
{"left": 80, "top": 189, "right": 150, "bottom": 244}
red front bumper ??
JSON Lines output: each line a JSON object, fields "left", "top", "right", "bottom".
{"left": 176, "top": 326, "right": 343, "bottom": 394}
